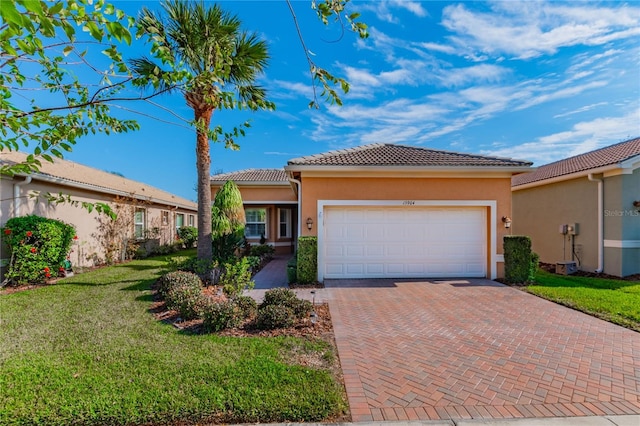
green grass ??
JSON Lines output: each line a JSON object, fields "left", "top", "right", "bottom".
{"left": 0, "top": 252, "right": 346, "bottom": 425}
{"left": 527, "top": 269, "right": 640, "bottom": 331}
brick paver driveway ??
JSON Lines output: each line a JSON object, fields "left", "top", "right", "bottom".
{"left": 325, "top": 279, "right": 640, "bottom": 422}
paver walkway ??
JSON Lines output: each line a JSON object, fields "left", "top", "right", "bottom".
{"left": 325, "top": 279, "right": 640, "bottom": 422}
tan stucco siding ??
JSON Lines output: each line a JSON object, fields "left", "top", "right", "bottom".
{"left": 210, "top": 184, "right": 296, "bottom": 203}
{"left": 512, "top": 177, "right": 599, "bottom": 272}
{"left": 1, "top": 177, "right": 196, "bottom": 269}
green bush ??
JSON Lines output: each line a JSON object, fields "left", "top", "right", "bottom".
{"left": 256, "top": 304, "right": 295, "bottom": 330}
{"left": 220, "top": 257, "right": 254, "bottom": 298}
{"left": 157, "top": 270, "right": 202, "bottom": 298}
{"left": 177, "top": 226, "right": 198, "bottom": 248}
{"left": 260, "top": 287, "right": 312, "bottom": 319}
{"left": 249, "top": 244, "right": 275, "bottom": 258}
{"left": 504, "top": 235, "right": 538, "bottom": 284}
{"left": 1, "top": 215, "right": 75, "bottom": 285}
{"left": 165, "top": 282, "right": 207, "bottom": 320}
{"left": 297, "top": 237, "right": 317, "bottom": 284}
{"left": 287, "top": 256, "right": 297, "bottom": 284}
{"left": 234, "top": 295, "right": 258, "bottom": 319}
{"left": 244, "top": 255, "right": 261, "bottom": 272}
{"left": 202, "top": 300, "right": 242, "bottom": 332}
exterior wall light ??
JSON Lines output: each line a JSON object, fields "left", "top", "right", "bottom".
{"left": 306, "top": 217, "right": 313, "bottom": 230}
{"left": 502, "top": 216, "right": 512, "bottom": 229}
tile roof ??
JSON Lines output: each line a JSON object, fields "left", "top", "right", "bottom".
{"left": 512, "top": 137, "right": 640, "bottom": 187}
{"left": 210, "top": 168, "right": 288, "bottom": 183}
{"left": 1, "top": 151, "right": 197, "bottom": 209}
{"left": 287, "top": 143, "right": 533, "bottom": 167}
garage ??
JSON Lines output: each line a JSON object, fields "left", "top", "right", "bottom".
{"left": 322, "top": 205, "right": 487, "bottom": 279}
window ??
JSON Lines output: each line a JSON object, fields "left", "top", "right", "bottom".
{"left": 161, "top": 211, "right": 169, "bottom": 226}
{"left": 188, "top": 214, "right": 195, "bottom": 227}
{"left": 134, "top": 208, "right": 146, "bottom": 239}
{"left": 278, "top": 208, "right": 291, "bottom": 238}
{"left": 245, "top": 208, "right": 266, "bottom": 238}
{"left": 176, "top": 213, "right": 184, "bottom": 230}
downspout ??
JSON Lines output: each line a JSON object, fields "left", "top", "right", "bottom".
{"left": 13, "top": 176, "right": 32, "bottom": 216}
{"left": 588, "top": 173, "right": 603, "bottom": 273}
{"left": 288, "top": 177, "right": 302, "bottom": 241}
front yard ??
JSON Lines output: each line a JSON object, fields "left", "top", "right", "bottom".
{"left": 527, "top": 269, "right": 640, "bottom": 332}
{"left": 0, "top": 252, "right": 346, "bottom": 425}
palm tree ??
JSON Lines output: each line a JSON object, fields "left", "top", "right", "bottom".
{"left": 131, "top": 0, "right": 273, "bottom": 267}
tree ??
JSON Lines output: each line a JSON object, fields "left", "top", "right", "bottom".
{"left": 211, "top": 180, "right": 245, "bottom": 261}
{"left": 0, "top": 0, "right": 139, "bottom": 176}
{"left": 131, "top": 0, "right": 274, "bottom": 268}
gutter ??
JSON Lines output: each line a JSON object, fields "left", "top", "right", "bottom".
{"left": 588, "top": 173, "right": 604, "bottom": 273}
{"left": 288, "top": 177, "right": 302, "bottom": 239}
{"left": 13, "top": 176, "right": 32, "bottom": 216}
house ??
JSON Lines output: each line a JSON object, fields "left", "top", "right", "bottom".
{"left": 213, "top": 144, "right": 533, "bottom": 280}
{"left": 512, "top": 137, "right": 640, "bottom": 277}
{"left": 210, "top": 169, "right": 298, "bottom": 255}
{"left": 1, "top": 152, "right": 198, "bottom": 272}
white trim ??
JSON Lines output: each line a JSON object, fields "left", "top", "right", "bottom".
{"left": 242, "top": 200, "right": 297, "bottom": 205}
{"left": 495, "top": 254, "right": 505, "bottom": 263}
{"left": 244, "top": 207, "right": 268, "bottom": 239}
{"left": 278, "top": 208, "right": 292, "bottom": 238}
{"left": 604, "top": 239, "right": 640, "bottom": 249}
{"left": 316, "top": 200, "right": 498, "bottom": 281}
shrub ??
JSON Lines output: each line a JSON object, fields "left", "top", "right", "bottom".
{"left": 1, "top": 215, "right": 75, "bottom": 285}
{"left": 287, "top": 256, "right": 297, "bottom": 284}
{"left": 504, "top": 236, "right": 538, "bottom": 284}
{"left": 165, "top": 283, "right": 207, "bottom": 320}
{"left": 177, "top": 226, "right": 197, "bottom": 248}
{"left": 297, "top": 236, "right": 317, "bottom": 284}
{"left": 219, "top": 257, "right": 254, "bottom": 298}
{"left": 157, "top": 271, "right": 202, "bottom": 298}
{"left": 260, "top": 287, "right": 312, "bottom": 319}
{"left": 202, "top": 300, "right": 242, "bottom": 332}
{"left": 256, "top": 304, "right": 295, "bottom": 330}
{"left": 234, "top": 295, "right": 258, "bottom": 320}
{"left": 249, "top": 244, "right": 275, "bottom": 258}
{"left": 244, "top": 255, "right": 261, "bottom": 272}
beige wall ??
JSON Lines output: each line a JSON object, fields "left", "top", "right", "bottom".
{"left": 1, "top": 176, "right": 196, "bottom": 270}
{"left": 299, "top": 175, "right": 513, "bottom": 277}
{"left": 512, "top": 177, "right": 599, "bottom": 272}
{"left": 210, "top": 184, "right": 296, "bottom": 203}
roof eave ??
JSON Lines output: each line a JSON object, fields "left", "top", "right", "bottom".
{"left": 284, "top": 164, "right": 534, "bottom": 173}
{"left": 210, "top": 180, "right": 289, "bottom": 186}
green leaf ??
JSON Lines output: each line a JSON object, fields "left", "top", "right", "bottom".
{"left": 62, "top": 45, "right": 74, "bottom": 56}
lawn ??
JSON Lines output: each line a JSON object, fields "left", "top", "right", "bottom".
{"left": 0, "top": 252, "right": 346, "bottom": 426}
{"left": 527, "top": 269, "right": 640, "bottom": 331}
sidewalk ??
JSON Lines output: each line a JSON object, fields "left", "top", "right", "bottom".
{"left": 239, "top": 417, "right": 639, "bottom": 425}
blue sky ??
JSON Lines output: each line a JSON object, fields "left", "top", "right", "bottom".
{"left": 60, "top": 0, "right": 640, "bottom": 201}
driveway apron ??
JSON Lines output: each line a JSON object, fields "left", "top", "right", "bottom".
{"left": 325, "top": 279, "right": 640, "bottom": 422}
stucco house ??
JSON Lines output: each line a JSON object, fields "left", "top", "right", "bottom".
{"left": 1, "top": 152, "right": 198, "bottom": 272}
{"left": 212, "top": 144, "right": 533, "bottom": 280}
{"left": 512, "top": 137, "right": 640, "bottom": 277}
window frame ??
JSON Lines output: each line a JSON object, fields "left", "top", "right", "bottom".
{"left": 175, "top": 213, "right": 185, "bottom": 231}
{"left": 188, "top": 214, "right": 195, "bottom": 227}
{"left": 245, "top": 208, "right": 267, "bottom": 239}
{"left": 278, "top": 208, "right": 291, "bottom": 238}
{"left": 134, "top": 208, "right": 146, "bottom": 239}
{"left": 161, "top": 210, "right": 169, "bottom": 226}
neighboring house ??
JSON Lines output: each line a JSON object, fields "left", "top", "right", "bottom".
{"left": 512, "top": 137, "right": 640, "bottom": 277}
{"left": 1, "top": 152, "right": 198, "bottom": 272}
{"left": 210, "top": 169, "right": 297, "bottom": 255}
{"left": 212, "top": 144, "right": 533, "bottom": 280}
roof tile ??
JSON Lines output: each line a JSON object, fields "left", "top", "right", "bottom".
{"left": 287, "top": 143, "right": 532, "bottom": 167}
{"left": 210, "top": 168, "right": 288, "bottom": 183}
{"left": 512, "top": 137, "right": 640, "bottom": 187}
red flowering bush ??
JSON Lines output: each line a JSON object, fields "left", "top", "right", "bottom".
{"left": 1, "top": 215, "right": 76, "bottom": 285}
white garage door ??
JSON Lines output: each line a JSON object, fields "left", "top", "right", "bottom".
{"left": 323, "top": 206, "right": 487, "bottom": 278}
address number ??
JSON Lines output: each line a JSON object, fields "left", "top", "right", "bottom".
{"left": 402, "top": 200, "right": 416, "bottom": 205}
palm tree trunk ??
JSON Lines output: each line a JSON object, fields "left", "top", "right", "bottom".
{"left": 195, "top": 107, "right": 214, "bottom": 265}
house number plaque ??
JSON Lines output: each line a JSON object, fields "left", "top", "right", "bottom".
{"left": 402, "top": 200, "right": 416, "bottom": 205}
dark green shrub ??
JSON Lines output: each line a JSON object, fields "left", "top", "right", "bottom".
{"left": 287, "top": 256, "right": 297, "bottom": 284}
{"left": 297, "top": 237, "right": 317, "bottom": 284}
{"left": 220, "top": 257, "right": 254, "bottom": 298}
{"left": 157, "top": 271, "right": 202, "bottom": 298}
{"left": 260, "top": 287, "right": 311, "bottom": 319}
{"left": 530, "top": 252, "right": 540, "bottom": 282}
{"left": 1, "top": 215, "right": 75, "bottom": 285}
{"left": 165, "top": 282, "right": 207, "bottom": 320}
{"left": 504, "top": 236, "right": 537, "bottom": 284}
{"left": 177, "top": 226, "right": 197, "bottom": 248}
{"left": 202, "top": 300, "right": 242, "bottom": 332}
{"left": 256, "top": 304, "right": 295, "bottom": 330}
{"left": 249, "top": 244, "right": 275, "bottom": 258}
{"left": 234, "top": 295, "right": 258, "bottom": 319}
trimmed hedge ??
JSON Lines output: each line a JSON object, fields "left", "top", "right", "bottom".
{"left": 296, "top": 236, "right": 317, "bottom": 284}
{"left": 504, "top": 235, "right": 538, "bottom": 284}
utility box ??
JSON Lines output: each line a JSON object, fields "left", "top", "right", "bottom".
{"left": 556, "top": 261, "right": 577, "bottom": 275}
{"left": 567, "top": 223, "right": 579, "bottom": 235}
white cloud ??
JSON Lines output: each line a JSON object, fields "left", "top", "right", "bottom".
{"left": 553, "top": 102, "right": 608, "bottom": 119}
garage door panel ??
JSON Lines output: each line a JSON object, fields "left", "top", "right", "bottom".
{"left": 323, "top": 206, "right": 487, "bottom": 279}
